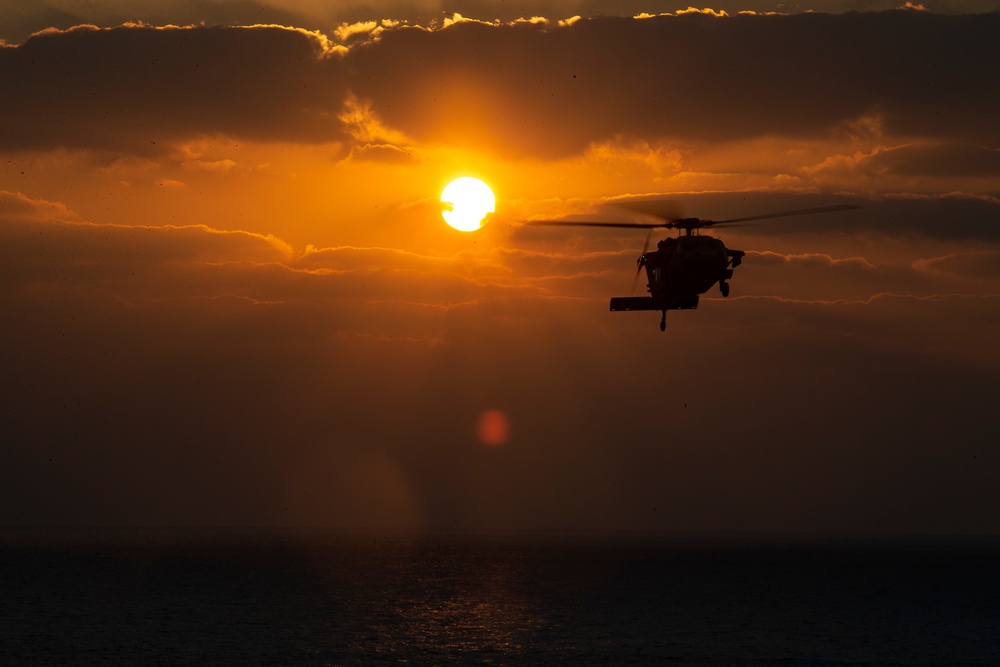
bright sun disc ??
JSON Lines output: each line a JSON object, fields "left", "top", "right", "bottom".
{"left": 441, "top": 177, "right": 495, "bottom": 232}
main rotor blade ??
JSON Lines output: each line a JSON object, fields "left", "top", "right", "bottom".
{"left": 525, "top": 220, "right": 669, "bottom": 229}
{"left": 527, "top": 203, "right": 861, "bottom": 230}
{"left": 712, "top": 204, "right": 862, "bottom": 225}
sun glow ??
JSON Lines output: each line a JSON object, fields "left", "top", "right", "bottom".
{"left": 441, "top": 177, "right": 495, "bottom": 232}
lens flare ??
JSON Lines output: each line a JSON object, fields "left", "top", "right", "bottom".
{"left": 476, "top": 409, "right": 510, "bottom": 446}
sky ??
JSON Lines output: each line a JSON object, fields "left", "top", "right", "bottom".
{"left": 1, "top": 1, "right": 999, "bottom": 535}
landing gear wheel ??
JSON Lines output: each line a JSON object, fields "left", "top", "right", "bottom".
{"left": 659, "top": 311, "right": 666, "bottom": 332}
{"left": 720, "top": 280, "right": 730, "bottom": 297}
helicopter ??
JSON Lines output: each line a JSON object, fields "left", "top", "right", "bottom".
{"left": 528, "top": 200, "right": 861, "bottom": 331}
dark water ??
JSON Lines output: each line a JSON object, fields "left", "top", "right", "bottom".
{"left": 3, "top": 531, "right": 999, "bottom": 665}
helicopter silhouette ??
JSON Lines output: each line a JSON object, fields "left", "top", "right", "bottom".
{"left": 529, "top": 200, "right": 861, "bottom": 331}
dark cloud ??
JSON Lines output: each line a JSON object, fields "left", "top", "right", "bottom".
{"left": 664, "top": 192, "right": 1000, "bottom": 241}
{"left": 351, "top": 11, "right": 1000, "bottom": 155}
{"left": 0, "top": 24, "right": 347, "bottom": 152}
{"left": 868, "top": 143, "right": 1000, "bottom": 178}
{"left": 0, "top": 0, "right": 310, "bottom": 45}
{"left": 2, "top": 12, "right": 998, "bottom": 156}
{"left": 4, "top": 1, "right": 995, "bottom": 45}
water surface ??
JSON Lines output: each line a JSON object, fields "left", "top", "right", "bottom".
{"left": 3, "top": 530, "right": 999, "bottom": 665}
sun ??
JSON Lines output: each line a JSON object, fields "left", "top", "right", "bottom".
{"left": 441, "top": 177, "right": 495, "bottom": 232}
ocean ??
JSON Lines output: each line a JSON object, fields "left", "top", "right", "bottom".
{"left": 2, "top": 530, "right": 999, "bottom": 665}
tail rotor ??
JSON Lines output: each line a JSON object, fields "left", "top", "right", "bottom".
{"left": 631, "top": 229, "right": 652, "bottom": 294}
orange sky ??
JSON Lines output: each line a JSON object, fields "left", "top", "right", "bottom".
{"left": 1, "top": 4, "right": 999, "bottom": 534}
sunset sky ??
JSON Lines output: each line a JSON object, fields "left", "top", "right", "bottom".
{"left": 2, "top": 1, "right": 998, "bottom": 534}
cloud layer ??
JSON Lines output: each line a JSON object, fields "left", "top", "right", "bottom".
{"left": 3, "top": 12, "right": 998, "bottom": 160}
{"left": 2, "top": 188, "right": 998, "bottom": 531}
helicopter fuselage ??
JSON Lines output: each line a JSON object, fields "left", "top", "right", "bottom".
{"left": 645, "top": 235, "right": 731, "bottom": 302}
{"left": 609, "top": 234, "right": 744, "bottom": 322}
